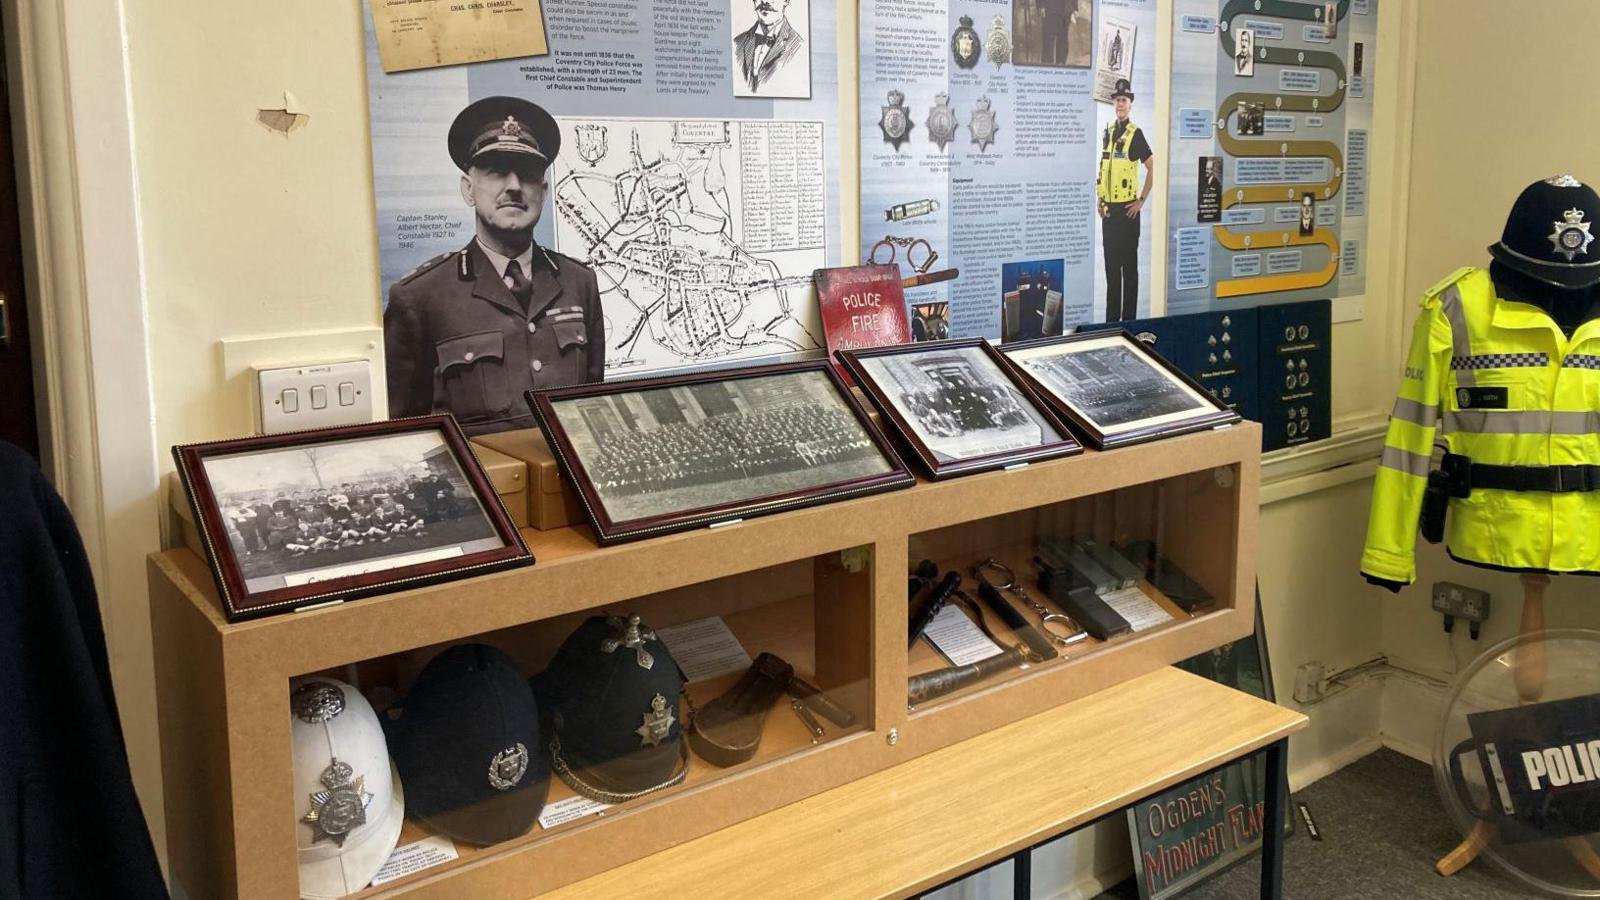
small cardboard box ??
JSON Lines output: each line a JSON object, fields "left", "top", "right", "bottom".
{"left": 469, "top": 443, "right": 530, "bottom": 529}
{"left": 471, "top": 427, "right": 584, "bottom": 530}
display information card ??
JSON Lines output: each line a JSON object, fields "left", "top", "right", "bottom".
{"left": 1166, "top": 0, "right": 1379, "bottom": 313}
{"left": 858, "top": 0, "right": 1158, "bottom": 339}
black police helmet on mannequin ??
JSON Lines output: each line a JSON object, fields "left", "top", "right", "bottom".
{"left": 1487, "top": 175, "right": 1600, "bottom": 290}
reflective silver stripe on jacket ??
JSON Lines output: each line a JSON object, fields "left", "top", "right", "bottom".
{"left": 1438, "top": 283, "right": 1475, "bottom": 387}
{"left": 1443, "top": 409, "right": 1600, "bottom": 435}
{"left": 1379, "top": 446, "right": 1433, "bottom": 478}
{"left": 1390, "top": 397, "right": 1439, "bottom": 427}
{"left": 1567, "top": 354, "right": 1600, "bottom": 370}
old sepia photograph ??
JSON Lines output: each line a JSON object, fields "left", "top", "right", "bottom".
{"left": 174, "top": 416, "right": 530, "bottom": 620}
{"left": 843, "top": 341, "right": 1079, "bottom": 477}
{"left": 1012, "top": 0, "right": 1092, "bottom": 68}
{"left": 538, "top": 365, "right": 909, "bottom": 538}
{"left": 200, "top": 432, "right": 503, "bottom": 593}
{"left": 1003, "top": 332, "right": 1234, "bottom": 447}
{"left": 731, "top": 0, "right": 813, "bottom": 99}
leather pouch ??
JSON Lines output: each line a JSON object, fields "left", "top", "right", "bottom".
{"left": 688, "top": 653, "right": 795, "bottom": 768}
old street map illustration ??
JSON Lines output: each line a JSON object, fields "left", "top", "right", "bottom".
{"left": 551, "top": 118, "right": 827, "bottom": 376}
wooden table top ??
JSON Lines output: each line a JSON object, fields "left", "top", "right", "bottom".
{"left": 540, "top": 666, "right": 1306, "bottom": 900}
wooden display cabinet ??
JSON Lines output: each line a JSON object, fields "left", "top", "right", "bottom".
{"left": 148, "top": 422, "right": 1261, "bottom": 899}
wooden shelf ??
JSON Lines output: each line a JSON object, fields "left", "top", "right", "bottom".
{"left": 538, "top": 667, "right": 1306, "bottom": 900}
{"left": 148, "top": 421, "right": 1265, "bottom": 899}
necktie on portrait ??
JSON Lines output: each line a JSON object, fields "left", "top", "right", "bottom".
{"left": 504, "top": 259, "right": 533, "bottom": 311}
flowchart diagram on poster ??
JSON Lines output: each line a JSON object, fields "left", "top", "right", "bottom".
{"left": 550, "top": 118, "right": 826, "bottom": 377}
{"left": 1169, "top": 0, "right": 1375, "bottom": 311}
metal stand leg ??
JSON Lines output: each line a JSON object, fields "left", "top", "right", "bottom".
{"left": 1012, "top": 846, "right": 1032, "bottom": 899}
{"left": 1260, "top": 738, "right": 1288, "bottom": 900}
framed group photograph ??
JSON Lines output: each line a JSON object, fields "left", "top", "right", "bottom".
{"left": 173, "top": 415, "right": 532, "bottom": 621}
{"left": 528, "top": 361, "right": 913, "bottom": 545}
{"left": 1000, "top": 330, "right": 1239, "bottom": 449}
{"left": 837, "top": 339, "right": 1082, "bottom": 479}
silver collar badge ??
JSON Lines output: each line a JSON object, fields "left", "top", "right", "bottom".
{"left": 487, "top": 743, "right": 530, "bottom": 791}
{"left": 301, "top": 758, "right": 372, "bottom": 846}
{"left": 1550, "top": 208, "right": 1595, "bottom": 261}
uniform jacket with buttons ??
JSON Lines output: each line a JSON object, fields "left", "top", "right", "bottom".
{"left": 1363, "top": 266, "right": 1600, "bottom": 582}
{"left": 385, "top": 240, "right": 605, "bottom": 436}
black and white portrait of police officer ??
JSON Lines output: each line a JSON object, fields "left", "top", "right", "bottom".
{"left": 384, "top": 96, "right": 605, "bottom": 437}
{"left": 731, "top": 0, "right": 812, "bottom": 99}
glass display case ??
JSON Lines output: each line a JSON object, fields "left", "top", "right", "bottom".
{"left": 149, "top": 421, "right": 1260, "bottom": 899}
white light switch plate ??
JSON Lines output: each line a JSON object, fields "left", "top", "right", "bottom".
{"left": 257, "top": 360, "right": 374, "bottom": 434}
{"left": 220, "top": 328, "right": 386, "bottom": 436}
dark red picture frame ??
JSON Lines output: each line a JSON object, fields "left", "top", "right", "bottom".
{"left": 172, "top": 414, "right": 532, "bottom": 621}
{"left": 837, "top": 339, "right": 1083, "bottom": 480}
{"left": 998, "top": 330, "right": 1241, "bottom": 450}
{"left": 528, "top": 360, "right": 915, "bottom": 546}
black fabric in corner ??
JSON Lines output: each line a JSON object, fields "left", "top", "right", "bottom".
{"left": 0, "top": 442, "right": 168, "bottom": 899}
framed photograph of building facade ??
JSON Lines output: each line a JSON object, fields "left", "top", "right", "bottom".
{"left": 528, "top": 361, "right": 913, "bottom": 545}
{"left": 1000, "top": 330, "right": 1239, "bottom": 449}
{"left": 172, "top": 415, "right": 532, "bottom": 621}
{"left": 838, "top": 339, "right": 1082, "bottom": 479}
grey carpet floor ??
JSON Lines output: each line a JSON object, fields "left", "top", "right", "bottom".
{"left": 1097, "top": 748, "right": 1548, "bottom": 899}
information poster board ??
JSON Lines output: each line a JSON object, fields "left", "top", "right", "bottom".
{"left": 364, "top": 0, "right": 842, "bottom": 381}
{"left": 858, "top": 0, "right": 1159, "bottom": 340}
{"left": 1166, "top": 0, "right": 1378, "bottom": 314}
{"left": 1128, "top": 600, "right": 1284, "bottom": 899}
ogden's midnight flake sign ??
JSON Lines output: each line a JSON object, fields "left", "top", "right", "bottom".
{"left": 1129, "top": 602, "right": 1278, "bottom": 899}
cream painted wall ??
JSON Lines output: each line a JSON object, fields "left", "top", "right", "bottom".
{"left": 126, "top": 1, "right": 382, "bottom": 455}
{"left": 1378, "top": 0, "right": 1600, "bottom": 679}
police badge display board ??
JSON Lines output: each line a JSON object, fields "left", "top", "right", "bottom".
{"left": 363, "top": 0, "right": 845, "bottom": 415}
{"left": 172, "top": 415, "right": 532, "bottom": 620}
{"left": 528, "top": 361, "right": 913, "bottom": 544}
{"left": 1166, "top": 0, "right": 1380, "bottom": 314}
{"left": 858, "top": 0, "right": 1160, "bottom": 337}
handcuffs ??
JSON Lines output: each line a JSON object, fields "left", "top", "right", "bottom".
{"left": 973, "top": 558, "right": 1084, "bottom": 646}
{"left": 869, "top": 235, "right": 939, "bottom": 274}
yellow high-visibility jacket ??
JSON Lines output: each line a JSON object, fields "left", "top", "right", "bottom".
{"left": 1363, "top": 266, "right": 1600, "bottom": 583}
{"left": 1098, "top": 121, "right": 1140, "bottom": 203}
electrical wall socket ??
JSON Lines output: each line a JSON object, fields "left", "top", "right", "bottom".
{"left": 1292, "top": 661, "right": 1328, "bottom": 704}
{"left": 1432, "top": 581, "right": 1491, "bottom": 623}
{"left": 257, "top": 360, "right": 374, "bottom": 434}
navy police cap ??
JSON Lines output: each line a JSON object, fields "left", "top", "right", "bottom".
{"left": 1488, "top": 175, "right": 1600, "bottom": 289}
{"left": 447, "top": 96, "right": 561, "bottom": 173}
{"left": 386, "top": 644, "right": 548, "bottom": 846}
{"left": 1111, "top": 78, "right": 1134, "bottom": 101}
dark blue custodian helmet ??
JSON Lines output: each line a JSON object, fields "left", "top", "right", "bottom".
{"left": 385, "top": 644, "right": 548, "bottom": 846}
{"left": 531, "top": 615, "right": 687, "bottom": 804}
{"left": 1488, "top": 175, "right": 1600, "bottom": 289}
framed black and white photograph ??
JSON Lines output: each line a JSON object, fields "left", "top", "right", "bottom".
{"left": 529, "top": 361, "right": 913, "bottom": 545}
{"left": 1000, "top": 331, "right": 1239, "bottom": 449}
{"left": 838, "top": 340, "right": 1082, "bottom": 479}
{"left": 731, "top": 0, "right": 812, "bottom": 99}
{"left": 173, "top": 415, "right": 531, "bottom": 621}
